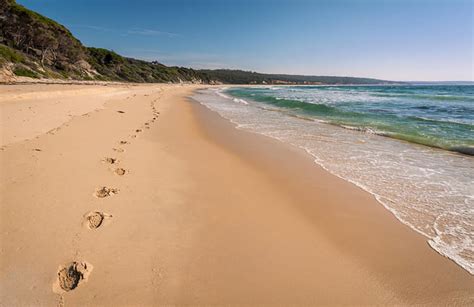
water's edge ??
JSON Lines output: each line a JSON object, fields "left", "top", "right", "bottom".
{"left": 192, "top": 87, "right": 473, "bottom": 275}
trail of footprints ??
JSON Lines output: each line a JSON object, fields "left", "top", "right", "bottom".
{"left": 55, "top": 92, "right": 162, "bottom": 296}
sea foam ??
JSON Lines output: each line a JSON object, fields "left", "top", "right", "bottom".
{"left": 194, "top": 87, "right": 474, "bottom": 275}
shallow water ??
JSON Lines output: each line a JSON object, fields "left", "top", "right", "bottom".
{"left": 228, "top": 85, "right": 474, "bottom": 154}
{"left": 193, "top": 85, "right": 474, "bottom": 274}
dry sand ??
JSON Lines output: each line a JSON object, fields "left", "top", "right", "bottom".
{"left": 0, "top": 83, "right": 473, "bottom": 306}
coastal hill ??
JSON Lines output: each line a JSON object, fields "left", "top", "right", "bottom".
{"left": 0, "top": 0, "right": 394, "bottom": 85}
{"left": 0, "top": 0, "right": 211, "bottom": 83}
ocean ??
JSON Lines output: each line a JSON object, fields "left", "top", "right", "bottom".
{"left": 193, "top": 85, "right": 474, "bottom": 274}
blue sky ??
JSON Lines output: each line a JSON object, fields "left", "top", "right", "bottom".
{"left": 18, "top": 0, "right": 473, "bottom": 81}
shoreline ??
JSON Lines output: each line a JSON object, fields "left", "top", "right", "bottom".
{"left": 197, "top": 86, "right": 474, "bottom": 275}
{"left": 188, "top": 91, "right": 474, "bottom": 301}
{"left": 0, "top": 84, "right": 472, "bottom": 305}
{"left": 198, "top": 94, "right": 473, "bottom": 272}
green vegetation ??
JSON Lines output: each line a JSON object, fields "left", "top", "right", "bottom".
{"left": 9, "top": 0, "right": 69, "bottom": 31}
{"left": 13, "top": 67, "right": 39, "bottom": 78}
{"left": 0, "top": 44, "right": 24, "bottom": 63}
{"left": 0, "top": 0, "right": 86, "bottom": 79}
{"left": 0, "top": 0, "right": 213, "bottom": 83}
{"left": 199, "top": 69, "right": 393, "bottom": 85}
{"left": 87, "top": 47, "right": 212, "bottom": 83}
{"left": 88, "top": 48, "right": 125, "bottom": 67}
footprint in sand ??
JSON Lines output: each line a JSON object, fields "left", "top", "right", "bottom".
{"left": 119, "top": 140, "right": 129, "bottom": 145}
{"left": 103, "top": 157, "right": 117, "bottom": 164}
{"left": 84, "top": 211, "right": 112, "bottom": 229}
{"left": 117, "top": 110, "right": 125, "bottom": 114}
{"left": 53, "top": 261, "right": 93, "bottom": 293}
{"left": 113, "top": 148, "right": 124, "bottom": 153}
{"left": 135, "top": 129, "right": 142, "bottom": 133}
{"left": 115, "top": 168, "right": 126, "bottom": 176}
{"left": 94, "top": 186, "right": 119, "bottom": 198}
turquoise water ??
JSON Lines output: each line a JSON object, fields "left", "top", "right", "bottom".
{"left": 226, "top": 85, "right": 474, "bottom": 155}
{"left": 193, "top": 85, "right": 474, "bottom": 274}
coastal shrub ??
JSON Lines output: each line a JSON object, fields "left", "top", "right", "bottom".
{"left": 0, "top": 44, "right": 24, "bottom": 63}
{"left": 88, "top": 48, "right": 124, "bottom": 66}
{"left": 45, "top": 70, "right": 66, "bottom": 79}
{"left": 13, "top": 66, "right": 39, "bottom": 78}
{"left": 10, "top": 1, "right": 66, "bottom": 31}
{"left": 82, "top": 75, "right": 94, "bottom": 81}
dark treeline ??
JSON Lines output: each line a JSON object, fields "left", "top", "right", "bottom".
{"left": 199, "top": 69, "right": 395, "bottom": 84}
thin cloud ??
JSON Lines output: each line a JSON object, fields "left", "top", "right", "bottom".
{"left": 70, "top": 25, "right": 179, "bottom": 38}
{"left": 70, "top": 24, "right": 114, "bottom": 32}
{"left": 127, "top": 28, "right": 179, "bottom": 38}
{"left": 122, "top": 51, "right": 237, "bottom": 69}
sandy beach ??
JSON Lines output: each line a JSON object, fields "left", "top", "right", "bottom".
{"left": 0, "top": 84, "right": 473, "bottom": 306}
